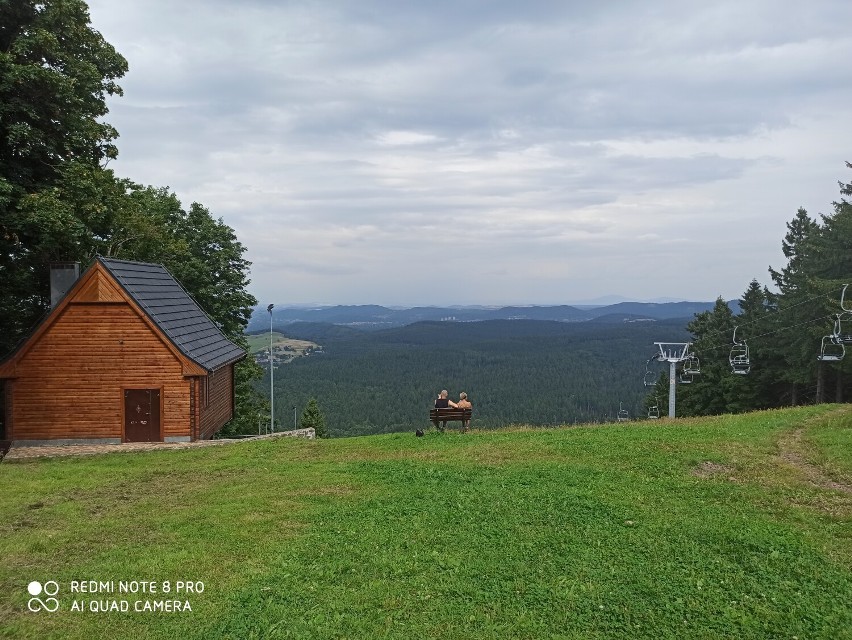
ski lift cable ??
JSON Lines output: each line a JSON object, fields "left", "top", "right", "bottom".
{"left": 641, "top": 290, "right": 844, "bottom": 384}
{"left": 647, "top": 313, "right": 836, "bottom": 361}
{"left": 643, "top": 314, "right": 837, "bottom": 378}
{"left": 694, "top": 313, "right": 837, "bottom": 355}
{"left": 683, "top": 283, "right": 848, "bottom": 355}
{"left": 691, "top": 284, "right": 847, "bottom": 347}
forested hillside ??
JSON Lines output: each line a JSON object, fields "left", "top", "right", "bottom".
{"left": 260, "top": 319, "right": 690, "bottom": 436}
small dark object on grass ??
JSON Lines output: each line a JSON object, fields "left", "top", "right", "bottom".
{"left": 415, "top": 429, "right": 424, "bottom": 437}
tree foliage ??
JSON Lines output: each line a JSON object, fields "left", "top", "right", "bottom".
{"left": 0, "top": 0, "right": 127, "bottom": 187}
{"left": 300, "top": 398, "right": 327, "bottom": 438}
{"left": 0, "top": 0, "right": 128, "bottom": 353}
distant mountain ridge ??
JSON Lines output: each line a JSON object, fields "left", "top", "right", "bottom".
{"left": 246, "top": 300, "right": 720, "bottom": 333}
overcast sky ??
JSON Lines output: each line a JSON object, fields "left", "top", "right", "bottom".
{"left": 87, "top": 0, "right": 852, "bottom": 306}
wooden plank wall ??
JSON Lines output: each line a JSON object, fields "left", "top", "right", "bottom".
{"left": 10, "top": 302, "right": 191, "bottom": 441}
{"left": 189, "top": 378, "right": 198, "bottom": 440}
{"left": 3, "top": 379, "right": 12, "bottom": 440}
{"left": 199, "top": 364, "right": 234, "bottom": 440}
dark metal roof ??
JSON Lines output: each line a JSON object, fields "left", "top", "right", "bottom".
{"left": 99, "top": 257, "right": 245, "bottom": 372}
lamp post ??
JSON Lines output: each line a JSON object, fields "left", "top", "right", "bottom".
{"left": 267, "top": 303, "right": 274, "bottom": 433}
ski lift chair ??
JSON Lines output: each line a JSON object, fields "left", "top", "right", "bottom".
{"left": 682, "top": 354, "right": 700, "bottom": 375}
{"left": 647, "top": 399, "right": 660, "bottom": 420}
{"left": 729, "top": 327, "right": 750, "bottom": 375}
{"left": 679, "top": 354, "right": 700, "bottom": 382}
{"left": 818, "top": 334, "right": 845, "bottom": 361}
{"left": 832, "top": 285, "right": 852, "bottom": 344}
{"left": 816, "top": 312, "right": 847, "bottom": 361}
{"left": 835, "top": 313, "right": 852, "bottom": 345}
{"left": 730, "top": 351, "right": 751, "bottom": 375}
{"left": 617, "top": 402, "right": 630, "bottom": 422}
{"left": 643, "top": 354, "right": 661, "bottom": 387}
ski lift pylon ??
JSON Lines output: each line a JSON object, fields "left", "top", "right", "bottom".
{"left": 649, "top": 341, "right": 693, "bottom": 419}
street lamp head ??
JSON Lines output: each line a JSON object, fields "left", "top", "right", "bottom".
{"left": 267, "top": 303, "right": 274, "bottom": 313}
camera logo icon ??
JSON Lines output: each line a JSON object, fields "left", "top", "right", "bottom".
{"left": 27, "top": 581, "right": 60, "bottom": 612}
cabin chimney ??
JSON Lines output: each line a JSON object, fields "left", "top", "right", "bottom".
{"left": 50, "top": 262, "right": 80, "bottom": 308}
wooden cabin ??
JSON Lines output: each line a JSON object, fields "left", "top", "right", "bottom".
{"left": 0, "top": 258, "right": 245, "bottom": 445}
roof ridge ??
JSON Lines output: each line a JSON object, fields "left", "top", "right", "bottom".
{"left": 98, "top": 256, "right": 165, "bottom": 268}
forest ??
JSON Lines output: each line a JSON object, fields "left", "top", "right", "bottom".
{"left": 259, "top": 318, "right": 691, "bottom": 437}
{"left": 258, "top": 163, "right": 852, "bottom": 437}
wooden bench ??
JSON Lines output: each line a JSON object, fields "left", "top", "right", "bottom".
{"left": 429, "top": 408, "right": 472, "bottom": 432}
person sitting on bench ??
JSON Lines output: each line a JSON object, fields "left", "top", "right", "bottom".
{"left": 456, "top": 392, "right": 472, "bottom": 432}
{"left": 435, "top": 389, "right": 458, "bottom": 430}
{"left": 435, "top": 389, "right": 458, "bottom": 409}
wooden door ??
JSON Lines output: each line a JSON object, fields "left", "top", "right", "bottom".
{"left": 124, "top": 389, "right": 161, "bottom": 442}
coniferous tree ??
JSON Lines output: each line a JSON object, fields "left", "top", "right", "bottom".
{"left": 673, "top": 164, "right": 852, "bottom": 416}
{"left": 679, "top": 298, "right": 738, "bottom": 416}
{"left": 300, "top": 398, "right": 328, "bottom": 438}
{"left": 808, "top": 163, "right": 852, "bottom": 402}
{"left": 733, "top": 279, "right": 781, "bottom": 410}
{"left": 767, "top": 207, "right": 823, "bottom": 404}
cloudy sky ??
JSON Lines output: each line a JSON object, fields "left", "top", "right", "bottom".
{"left": 87, "top": 0, "right": 852, "bottom": 306}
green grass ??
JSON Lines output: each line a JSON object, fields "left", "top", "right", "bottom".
{"left": 1, "top": 405, "right": 851, "bottom": 639}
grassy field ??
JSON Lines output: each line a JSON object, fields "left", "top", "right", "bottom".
{"left": 1, "top": 405, "right": 851, "bottom": 639}
{"left": 245, "top": 332, "right": 319, "bottom": 356}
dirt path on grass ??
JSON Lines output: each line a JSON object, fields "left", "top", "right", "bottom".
{"left": 2, "top": 428, "right": 315, "bottom": 462}
{"left": 775, "top": 409, "right": 852, "bottom": 495}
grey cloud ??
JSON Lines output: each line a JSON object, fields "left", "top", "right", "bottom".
{"left": 87, "top": 0, "right": 852, "bottom": 304}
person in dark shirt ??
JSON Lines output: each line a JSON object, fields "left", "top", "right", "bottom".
{"left": 434, "top": 389, "right": 457, "bottom": 431}
{"left": 434, "top": 389, "right": 457, "bottom": 409}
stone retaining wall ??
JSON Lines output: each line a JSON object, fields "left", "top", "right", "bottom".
{"left": 2, "top": 427, "right": 316, "bottom": 461}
